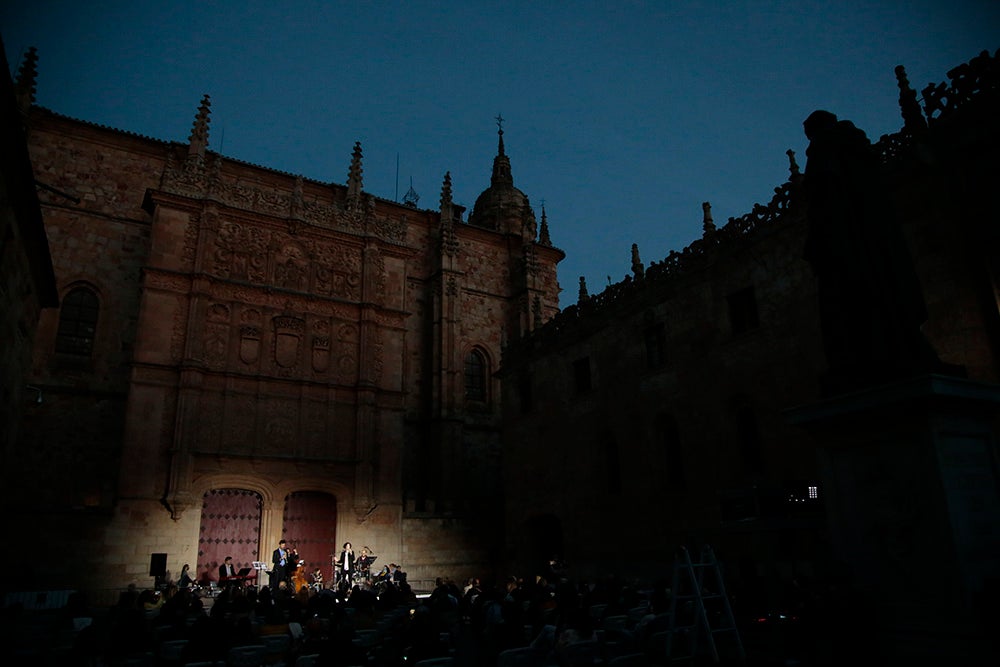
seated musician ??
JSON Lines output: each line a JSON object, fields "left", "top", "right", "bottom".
{"left": 357, "top": 547, "right": 375, "bottom": 576}
{"left": 219, "top": 556, "right": 237, "bottom": 586}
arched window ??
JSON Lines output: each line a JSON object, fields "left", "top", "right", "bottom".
{"left": 55, "top": 286, "right": 99, "bottom": 356}
{"left": 464, "top": 349, "right": 488, "bottom": 402}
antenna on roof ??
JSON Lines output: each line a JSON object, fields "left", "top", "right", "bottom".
{"left": 395, "top": 153, "right": 399, "bottom": 202}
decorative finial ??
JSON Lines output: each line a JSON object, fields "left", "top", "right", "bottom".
{"left": 539, "top": 204, "right": 551, "bottom": 246}
{"left": 439, "top": 171, "right": 452, "bottom": 208}
{"left": 895, "top": 64, "right": 927, "bottom": 134}
{"left": 702, "top": 201, "right": 716, "bottom": 235}
{"left": 290, "top": 175, "right": 304, "bottom": 220}
{"left": 785, "top": 150, "right": 800, "bottom": 179}
{"left": 14, "top": 47, "right": 38, "bottom": 113}
{"left": 187, "top": 94, "right": 211, "bottom": 159}
{"left": 578, "top": 276, "right": 589, "bottom": 304}
{"left": 439, "top": 172, "right": 459, "bottom": 255}
{"left": 495, "top": 113, "right": 505, "bottom": 156}
{"left": 403, "top": 177, "right": 420, "bottom": 207}
{"left": 347, "top": 141, "right": 364, "bottom": 198}
{"left": 631, "top": 243, "right": 645, "bottom": 279}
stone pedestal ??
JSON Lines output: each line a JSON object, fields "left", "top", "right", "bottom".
{"left": 786, "top": 374, "right": 1000, "bottom": 663}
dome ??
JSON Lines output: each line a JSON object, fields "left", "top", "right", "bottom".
{"left": 468, "top": 125, "right": 532, "bottom": 231}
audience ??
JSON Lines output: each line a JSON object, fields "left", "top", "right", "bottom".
{"left": 1, "top": 559, "right": 840, "bottom": 666}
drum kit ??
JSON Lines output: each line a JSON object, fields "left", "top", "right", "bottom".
{"left": 326, "top": 551, "right": 379, "bottom": 592}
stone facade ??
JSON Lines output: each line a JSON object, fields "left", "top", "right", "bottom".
{"left": 8, "top": 72, "right": 563, "bottom": 593}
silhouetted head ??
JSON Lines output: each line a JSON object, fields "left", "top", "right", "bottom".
{"left": 804, "top": 110, "right": 838, "bottom": 140}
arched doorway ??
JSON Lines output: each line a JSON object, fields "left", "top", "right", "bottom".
{"left": 198, "top": 488, "right": 263, "bottom": 586}
{"left": 282, "top": 491, "right": 338, "bottom": 588}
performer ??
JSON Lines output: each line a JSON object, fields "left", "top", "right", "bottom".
{"left": 271, "top": 539, "right": 291, "bottom": 589}
{"left": 178, "top": 563, "right": 194, "bottom": 589}
{"left": 310, "top": 567, "right": 324, "bottom": 592}
{"left": 357, "top": 546, "right": 376, "bottom": 585}
{"left": 219, "top": 556, "right": 237, "bottom": 584}
{"left": 336, "top": 541, "right": 355, "bottom": 590}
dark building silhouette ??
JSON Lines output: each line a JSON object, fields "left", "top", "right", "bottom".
{"left": 499, "top": 48, "right": 1000, "bottom": 663}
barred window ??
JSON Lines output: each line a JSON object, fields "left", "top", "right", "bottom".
{"left": 56, "top": 287, "right": 99, "bottom": 356}
{"left": 464, "top": 349, "right": 487, "bottom": 402}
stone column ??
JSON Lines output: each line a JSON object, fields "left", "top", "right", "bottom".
{"left": 786, "top": 374, "right": 1000, "bottom": 663}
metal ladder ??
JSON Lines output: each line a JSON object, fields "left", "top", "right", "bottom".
{"left": 666, "top": 545, "right": 745, "bottom": 664}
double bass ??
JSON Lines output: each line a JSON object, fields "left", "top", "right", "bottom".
{"left": 289, "top": 547, "right": 307, "bottom": 592}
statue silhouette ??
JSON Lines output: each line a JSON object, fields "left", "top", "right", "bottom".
{"left": 801, "top": 110, "right": 952, "bottom": 394}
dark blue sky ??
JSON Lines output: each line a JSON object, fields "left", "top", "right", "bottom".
{"left": 3, "top": 1, "right": 997, "bottom": 307}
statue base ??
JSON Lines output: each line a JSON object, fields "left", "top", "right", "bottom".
{"left": 786, "top": 374, "right": 1000, "bottom": 663}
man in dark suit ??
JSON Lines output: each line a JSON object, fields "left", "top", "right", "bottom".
{"left": 219, "top": 556, "right": 237, "bottom": 586}
{"left": 271, "top": 539, "right": 290, "bottom": 589}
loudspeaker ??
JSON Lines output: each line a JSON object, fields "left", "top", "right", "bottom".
{"left": 149, "top": 553, "right": 167, "bottom": 578}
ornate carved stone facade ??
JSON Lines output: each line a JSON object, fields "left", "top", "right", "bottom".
{"left": 9, "top": 74, "right": 563, "bottom": 592}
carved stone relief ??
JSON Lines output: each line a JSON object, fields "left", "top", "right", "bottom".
{"left": 181, "top": 212, "right": 200, "bottom": 268}
{"left": 312, "top": 326, "right": 330, "bottom": 373}
{"left": 214, "top": 222, "right": 269, "bottom": 282}
{"left": 170, "top": 294, "right": 189, "bottom": 364}
{"left": 273, "top": 315, "right": 304, "bottom": 370}
{"left": 364, "top": 326, "right": 384, "bottom": 385}
{"left": 203, "top": 303, "right": 231, "bottom": 369}
{"left": 313, "top": 244, "right": 362, "bottom": 300}
{"left": 274, "top": 242, "right": 308, "bottom": 291}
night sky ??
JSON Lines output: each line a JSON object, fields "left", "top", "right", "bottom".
{"left": 3, "top": 1, "right": 997, "bottom": 307}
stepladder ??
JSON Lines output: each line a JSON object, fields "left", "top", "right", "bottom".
{"left": 665, "top": 545, "right": 745, "bottom": 664}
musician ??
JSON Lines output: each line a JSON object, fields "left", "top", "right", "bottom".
{"left": 311, "top": 567, "right": 324, "bottom": 591}
{"left": 288, "top": 545, "right": 301, "bottom": 584}
{"left": 357, "top": 546, "right": 374, "bottom": 574}
{"left": 219, "top": 556, "right": 237, "bottom": 584}
{"left": 178, "top": 563, "right": 194, "bottom": 589}
{"left": 336, "top": 542, "right": 355, "bottom": 590}
{"left": 271, "top": 539, "right": 291, "bottom": 589}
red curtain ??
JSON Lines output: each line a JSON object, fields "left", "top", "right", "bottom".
{"left": 282, "top": 491, "right": 338, "bottom": 586}
{"left": 198, "top": 488, "right": 263, "bottom": 584}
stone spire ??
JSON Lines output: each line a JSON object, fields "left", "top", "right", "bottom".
{"left": 440, "top": 171, "right": 453, "bottom": 209}
{"left": 631, "top": 243, "right": 645, "bottom": 279}
{"left": 702, "top": 201, "right": 716, "bottom": 235}
{"left": 439, "top": 172, "right": 459, "bottom": 256}
{"left": 578, "top": 276, "right": 589, "bottom": 304}
{"left": 539, "top": 204, "right": 552, "bottom": 246}
{"left": 187, "top": 94, "right": 211, "bottom": 160}
{"left": 490, "top": 113, "right": 513, "bottom": 188}
{"left": 14, "top": 47, "right": 38, "bottom": 114}
{"left": 895, "top": 64, "right": 927, "bottom": 134}
{"left": 347, "top": 141, "right": 364, "bottom": 199}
